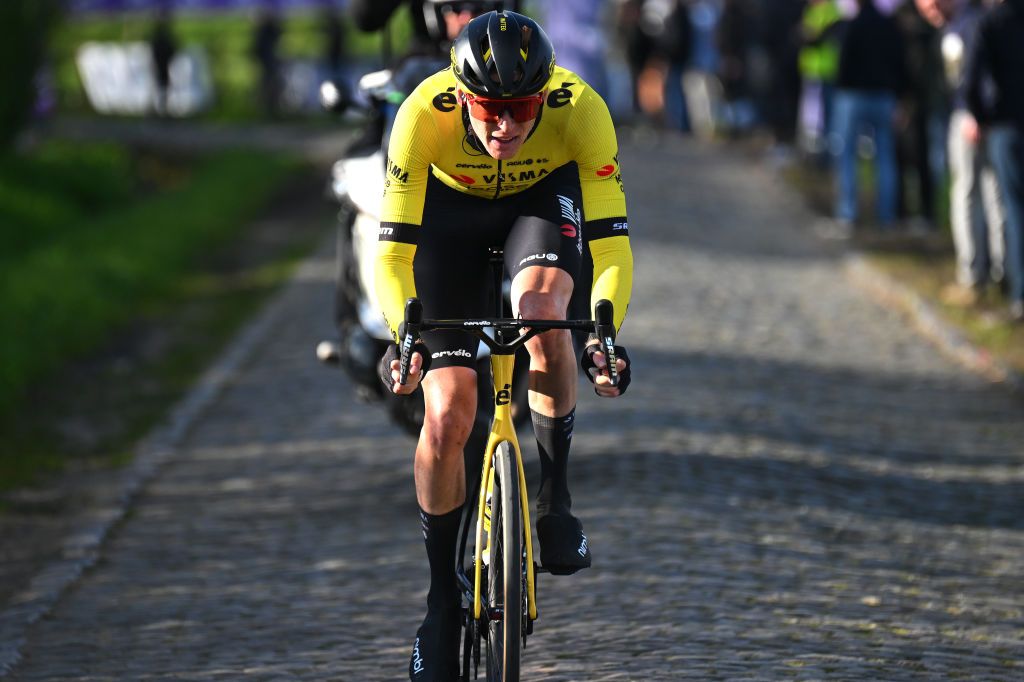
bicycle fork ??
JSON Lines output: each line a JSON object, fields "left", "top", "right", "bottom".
{"left": 473, "top": 352, "right": 538, "bottom": 623}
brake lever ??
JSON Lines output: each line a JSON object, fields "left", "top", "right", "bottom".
{"left": 594, "top": 299, "right": 619, "bottom": 387}
{"left": 399, "top": 298, "right": 423, "bottom": 386}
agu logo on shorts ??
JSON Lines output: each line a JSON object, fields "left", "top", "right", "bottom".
{"left": 596, "top": 164, "right": 616, "bottom": 177}
{"left": 519, "top": 253, "right": 559, "bottom": 267}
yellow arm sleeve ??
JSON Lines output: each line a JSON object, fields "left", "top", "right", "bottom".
{"left": 589, "top": 235, "right": 633, "bottom": 332}
{"left": 566, "top": 83, "right": 634, "bottom": 333}
{"left": 373, "top": 83, "right": 440, "bottom": 341}
{"left": 374, "top": 240, "right": 417, "bottom": 342}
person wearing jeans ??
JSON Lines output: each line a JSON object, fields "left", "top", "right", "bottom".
{"left": 831, "top": 0, "right": 906, "bottom": 229}
{"left": 986, "top": 126, "right": 1024, "bottom": 317}
{"left": 965, "top": 0, "right": 1024, "bottom": 320}
{"left": 833, "top": 90, "right": 900, "bottom": 224}
{"left": 948, "top": 109, "right": 1006, "bottom": 295}
{"left": 939, "top": 0, "right": 1006, "bottom": 305}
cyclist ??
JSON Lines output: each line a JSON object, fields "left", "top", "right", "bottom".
{"left": 373, "top": 10, "right": 634, "bottom": 680}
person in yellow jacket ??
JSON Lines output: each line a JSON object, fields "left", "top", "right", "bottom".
{"left": 373, "top": 10, "right": 634, "bottom": 680}
{"left": 799, "top": 0, "right": 843, "bottom": 157}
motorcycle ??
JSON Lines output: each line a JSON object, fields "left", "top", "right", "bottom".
{"left": 315, "top": 67, "right": 531, "bottom": 442}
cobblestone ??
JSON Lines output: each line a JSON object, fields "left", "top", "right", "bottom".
{"left": 5, "top": 132, "right": 1024, "bottom": 680}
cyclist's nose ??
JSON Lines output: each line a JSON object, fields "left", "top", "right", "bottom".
{"left": 495, "top": 112, "right": 516, "bottom": 131}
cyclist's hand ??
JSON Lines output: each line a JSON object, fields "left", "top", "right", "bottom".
{"left": 389, "top": 352, "right": 424, "bottom": 394}
{"left": 379, "top": 342, "right": 430, "bottom": 395}
{"left": 581, "top": 342, "right": 631, "bottom": 397}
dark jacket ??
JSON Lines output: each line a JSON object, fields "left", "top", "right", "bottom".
{"left": 350, "top": 0, "right": 522, "bottom": 57}
{"left": 966, "top": 0, "right": 1024, "bottom": 129}
{"left": 837, "top": 1, "right": 906, "bottom": 95}
{"left": 350, "top": 0, "right": 433, "bottom": 52}
{"left": 942, "top": 1, "right": 985, "bottom": 112}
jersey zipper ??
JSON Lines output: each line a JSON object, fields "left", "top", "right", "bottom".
{"left": 493, "top": 159, "right": 503, "bottom": 199}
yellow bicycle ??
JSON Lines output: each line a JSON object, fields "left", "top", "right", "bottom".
{"left": 398, "top": 252, "right": 619, "bottom": 681}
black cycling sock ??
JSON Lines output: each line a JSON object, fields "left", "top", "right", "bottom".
{"left": 420, "top": 505, "right": 462, "bottom": 609}
{"left": 532, "top": 407, "right": 576, "bottom": 517}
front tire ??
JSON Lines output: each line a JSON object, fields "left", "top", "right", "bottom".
{"left": 486, "top": 441, "right": 523, "bottom": 681}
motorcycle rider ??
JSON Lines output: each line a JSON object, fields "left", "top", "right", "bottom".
{"left": 350, "top": 0, "right": 520, "bottom": 63}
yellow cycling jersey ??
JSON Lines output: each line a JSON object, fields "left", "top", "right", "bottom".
{"left": 375, "top": 65, "right": 633, "bottom": 339}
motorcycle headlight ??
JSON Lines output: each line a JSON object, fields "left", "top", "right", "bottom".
{"left": 331, "top": 160, "right": 347, "bottom": 200}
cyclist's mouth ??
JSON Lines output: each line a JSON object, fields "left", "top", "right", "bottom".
{"left": 489, "top": 134, "right": 519, "bottom": 150}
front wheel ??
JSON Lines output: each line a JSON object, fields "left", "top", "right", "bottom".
{"left": 486, "top": 441, "right": 524, "bottom": 681}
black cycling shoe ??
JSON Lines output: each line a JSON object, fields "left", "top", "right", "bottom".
{"left": 536, "top": 512, "right": 592, "bottom": 575}
{"left": 409, "top": 604, "right": 462, "bottom": 681}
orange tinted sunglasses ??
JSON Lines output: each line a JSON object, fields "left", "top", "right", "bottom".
{"left": 459, "top": 90, "right": 545, "bottom": 123}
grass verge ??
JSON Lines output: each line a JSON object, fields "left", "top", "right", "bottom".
{"left": 0, "top": 144, "right": 327, "bottom": 492}
{"left": 866, "top": 249, "right": 1024, "bottom": 375}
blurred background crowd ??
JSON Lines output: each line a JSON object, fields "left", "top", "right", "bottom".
{"left": 2, "top": 0, "right": 1022, "bottom": 491}
{"left": 8, "top": 0, "right": 1020, "bottom": 319}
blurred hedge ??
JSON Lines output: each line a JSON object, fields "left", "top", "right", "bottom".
{"left": 0, "top": 143, "right": 297, "bottom": 412}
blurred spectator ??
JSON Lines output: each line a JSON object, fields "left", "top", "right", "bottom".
{"left": 541, "top": 0, "right": 612, "bottom": 102}
{"left": 716, "top": 0, "right": 755, "bottom": 134}
{"left": 830, "top": 0, "right": 906, "bottom": 233}
{"left": 251, "top": 7, "right": 284, "bottom": 117}
{"left": 659, "top": 0, "right": 695, "bottom": 132}
{"left": 688, "top": 0, "right": 721, "bottom": 74}
{"left": 619, "top": 0, "right": 657, "bottom": 117}
{"left": 894, "top": 0, "right": 947, "bottom": 230}
{"left": 322, "top": 5, "right": 346, "bottom": 82}
{"left": 619, "top": 0, "right": 694, "bottom": 129}
{"left": 965, "top": 0, "right": 1024, "bottom": 321}
{"left": 149, "top": 8, "right": 177, "bottom": 116}
{"left": 756, "top": 0, "right": 805, "bottom": 154}
{"left": 798, "top": 0, "right": 843, "bottom": 160}
{"left": 938, "top": 0, "right": 1006, "bottom": 307}
{"left": 684, "top": 0, "right": 722, "bottom": 138}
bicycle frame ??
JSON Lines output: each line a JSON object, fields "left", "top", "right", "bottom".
{"left": 474, "top": 349, "right": 536, "bottom": 621}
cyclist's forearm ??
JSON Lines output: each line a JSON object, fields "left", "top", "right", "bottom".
{"left": 375, "top": 239, "right": 418, "bottom": 342}
{"left": 589, "top": 235, "right": 633, "bottom": 332}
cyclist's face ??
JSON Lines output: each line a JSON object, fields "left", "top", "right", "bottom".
{"left": 468, "top": 109, "right": 537, "bottom": 160}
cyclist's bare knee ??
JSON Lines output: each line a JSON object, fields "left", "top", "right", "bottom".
{"left": 420, "top": 367, "right": 477, "bottom": 456}
{"left": 511, "top": 266, "right": 573, "bottom": 320}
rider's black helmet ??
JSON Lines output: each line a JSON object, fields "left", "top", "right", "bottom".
{"left": 451, "top": 10, "right": 555, "bottom": 98}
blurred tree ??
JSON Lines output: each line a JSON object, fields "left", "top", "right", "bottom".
{"left": 0, "top": 0, "right": 63, "bottom": 151}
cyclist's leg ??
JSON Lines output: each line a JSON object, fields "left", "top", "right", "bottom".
{"left": 412, "top": 172, "right": 501, "bottom": 515}
{"left": 509, "top": 265, "right": 577, "bottom": 416}
{"left": 505, "top": 162, "right": 584, "bottom": 418}
{"left": 504, "top": 163, "right": 592, "bottom": 574}
{"left": 407, "top": 174, "right": 505, "bottom": 681}
{"left": 417, "top": 368, "right": 476, "bottom": 513}
{"left": 409, "top": 367, "right": 475, "bottom": 681}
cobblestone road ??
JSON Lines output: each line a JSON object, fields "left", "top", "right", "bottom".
{"left": 6, "top": 132, "right": 1024, "bottom": 680}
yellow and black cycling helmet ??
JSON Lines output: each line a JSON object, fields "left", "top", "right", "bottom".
{"left": 451, "top": 10, "right": 555, "bottom": 98}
